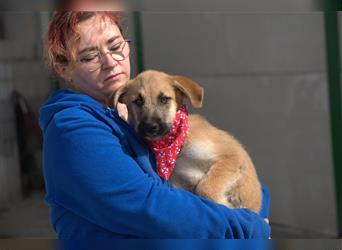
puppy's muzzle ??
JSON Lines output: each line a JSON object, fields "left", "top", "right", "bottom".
{"left": 142, "top": 121, "right": 160, "bottom": 134}
{"left": 138, "top": 120, "right": 169, "bottom": 139}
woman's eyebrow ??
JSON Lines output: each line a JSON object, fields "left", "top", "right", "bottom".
{"left": 78, "top": 36, "right": 121, "bottom": 54}
{"left": 79, "top": 46, "right": 98, "bottom": 54}
{"left": 106, "top": 35, "right": 121, "bottom": 45}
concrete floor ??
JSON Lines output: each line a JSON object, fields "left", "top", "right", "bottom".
{"left": 0, "top": 190, "right": 337, "bottom": 239}
{"left": 0, "top": 191, "right": 55, "bottom": 239}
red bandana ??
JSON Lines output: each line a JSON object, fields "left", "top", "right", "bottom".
{"left": 146, "top": 105, "right": 189, "bottom": 180}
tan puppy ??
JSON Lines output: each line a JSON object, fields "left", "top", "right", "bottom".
{"left": 113, "top": 70, "right": 262, "bottom": 213}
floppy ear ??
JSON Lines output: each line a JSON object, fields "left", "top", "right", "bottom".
{"left": 172, "top": 75, "right": 204, "bottom": 108}
{"left": 112, "top": 85, "right": 127, "bottom": 108}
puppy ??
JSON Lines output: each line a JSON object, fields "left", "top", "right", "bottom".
{"left": 113, "top": 70, "right": 262, "bottom": 213}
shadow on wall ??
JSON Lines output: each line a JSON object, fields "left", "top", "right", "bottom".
{"left": 12, "top": 91, "right": 45, "bottom": 197}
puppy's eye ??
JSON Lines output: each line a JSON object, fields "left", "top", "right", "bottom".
{"left": 160, "top": 96, "right": 171, "bottom": 105}
{"left": 133, "top": 95, "right": 144, "bottom": 107}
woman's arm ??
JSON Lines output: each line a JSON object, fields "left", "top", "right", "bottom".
{"left": 43, "top": 107, "right": 270, "bottom": 238}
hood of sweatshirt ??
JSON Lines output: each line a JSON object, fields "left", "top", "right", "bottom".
{"left": 39, "top": 89, "right": 106, "bottom": 132}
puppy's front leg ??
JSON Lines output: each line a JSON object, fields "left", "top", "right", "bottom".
{"left": 194, "top": 156, "right": 246, "bottom": 208}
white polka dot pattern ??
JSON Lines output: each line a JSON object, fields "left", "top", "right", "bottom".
{"left": 146, "top": 105, "right": 189, "bottom": 180}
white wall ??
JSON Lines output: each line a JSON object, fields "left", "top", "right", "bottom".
{"left": 0, "top": 12, "right": 53, "bottom": 208}
{"left": 141, "top": 12, "right": 337, "bottom": 236}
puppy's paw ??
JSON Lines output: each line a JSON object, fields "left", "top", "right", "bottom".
{"left": 227, "top": 195, "right": 242, "bottom": 208}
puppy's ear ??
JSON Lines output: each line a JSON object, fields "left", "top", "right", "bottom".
{"left": 112, "top": 85, "right": 127, "bottom": 108}
{"left": 172, "top": 76, "right": 204, "bottom": 108}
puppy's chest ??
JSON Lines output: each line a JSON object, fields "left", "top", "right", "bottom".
{"left": 170, "top": 139, "right": 214, "bottom": 188}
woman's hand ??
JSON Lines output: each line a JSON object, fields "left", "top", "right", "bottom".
{"left": 264, "top": 218, "right": 271, "bottom": 239}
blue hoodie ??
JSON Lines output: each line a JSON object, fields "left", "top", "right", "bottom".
{"left": 39, "top": 89, "right": 270, "bottom": 239}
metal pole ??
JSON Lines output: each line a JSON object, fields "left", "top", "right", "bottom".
{"left": 324, "top": 11, "right": 342, "bottom": 236}
{"left": 133, "top": 11, "right": 145, "bottom": 73}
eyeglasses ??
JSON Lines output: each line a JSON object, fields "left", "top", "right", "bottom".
{"left": 78, "top": 39, "right": 131, "bottom": 72}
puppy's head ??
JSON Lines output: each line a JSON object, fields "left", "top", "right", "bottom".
{"left": 113, "top": 70, "right": 203, "bottom": 140}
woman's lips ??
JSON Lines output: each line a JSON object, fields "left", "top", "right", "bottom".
{"left": 104, "top": 73, "right": 123, "bottom": 82}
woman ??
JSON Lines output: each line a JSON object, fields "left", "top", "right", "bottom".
{"left": 40, "top": 11, "right": 270, "bottom": 239}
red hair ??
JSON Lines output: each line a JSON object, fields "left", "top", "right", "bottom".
{"left": 45, "top": 11, "right": 124, "bottom": 76}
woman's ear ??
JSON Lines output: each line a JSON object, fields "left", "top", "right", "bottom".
{"left": 172, "top": 75, "right": 204, "bottom": 108}
{"left": 55, "top": 63, "right": 72, "bottom": 82}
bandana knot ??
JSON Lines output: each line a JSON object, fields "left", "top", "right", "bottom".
{"left": 146, "top": 105, "right": 189, "bottom": 180}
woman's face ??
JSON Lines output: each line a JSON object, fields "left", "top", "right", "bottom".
{"left": 68, "top": 15, "right": 131, "bottom": 105}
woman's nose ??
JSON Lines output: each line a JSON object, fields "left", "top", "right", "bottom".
{"left": 102, "top": 53, "right": 118, "bottom": 69}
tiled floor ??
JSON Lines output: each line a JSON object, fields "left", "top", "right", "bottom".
{"left": 270, "top": 222, "right": 336, "bottom": 239}
{"left": 0, "top": 191, "right": 55, "bottom": 238}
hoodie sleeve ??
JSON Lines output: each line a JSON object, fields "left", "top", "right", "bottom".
{"left": 43, "top": 107, "right": 270, "bottom": 239}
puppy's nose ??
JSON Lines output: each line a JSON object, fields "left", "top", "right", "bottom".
{"left": 142, "top": 122, "right": 160, "bottom": 134}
